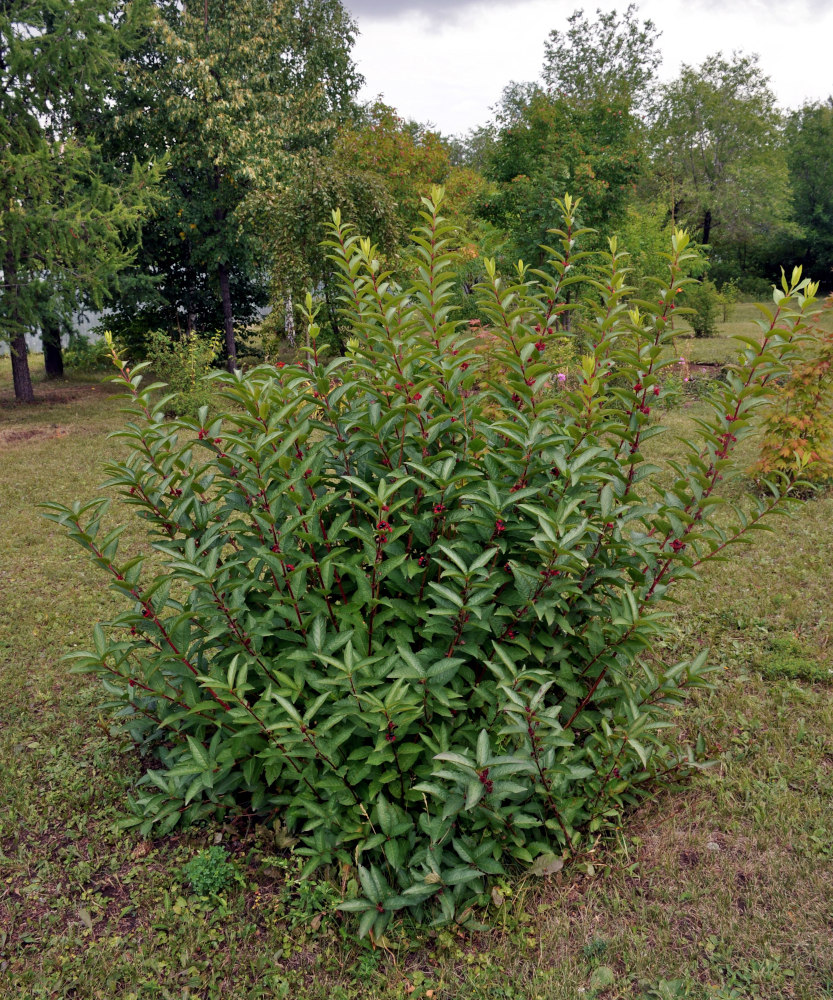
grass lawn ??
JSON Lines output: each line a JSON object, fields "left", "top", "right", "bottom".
{"left": 1, "top": 332, "right": 832, "bottom": 1000}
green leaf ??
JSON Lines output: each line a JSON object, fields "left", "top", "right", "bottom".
{"left": 528, "top": 853, "right": 564, "bottom": 877}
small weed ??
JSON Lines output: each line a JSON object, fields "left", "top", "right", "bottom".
{"left": 582, "top": 936, "right": 609, "bottom": 961}
{"left": 183, "top": 845, "right": 239, "bottom": 896}
{"left": 266, "top": 854, "right": 340, "bottom": 931}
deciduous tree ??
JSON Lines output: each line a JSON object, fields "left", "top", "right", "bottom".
{"left": 785, "top": 100, "right": 833, "bottom": 284}
{"left": 101, "top": 0, "right": 362, "bottom": 367}
{"left": 652, "top": 53, "right": 791, "bottom": 252}
{"left": 334, "top": 100, "right": 451, "bottom": 233}
{"left": 542, "top": 3, "right": 661, "bottom": 113}
{"left": 480, "top": 86, "right": 644, "bottom": 263}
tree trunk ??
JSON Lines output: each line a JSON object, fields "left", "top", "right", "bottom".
{"left": 217, "top": 260, "right": 236, "bottom": 372}
{"left": 702, "top": 209, "right": 712, "bottom": 247}
{"left": 284, "top": 292, "right": 295, "bottom": 349}
{"left": 42, "top": 322, "right": 64, "bottom": 379}
{"left": 10, "top": 332, "right": 35, "bottom": 403}
{"left": 4, "top": 252, "right": 35, "bottom": 402}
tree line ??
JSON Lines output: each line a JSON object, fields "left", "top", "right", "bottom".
{"left": 2, "top": 1, "right": 832, "bottom": 402}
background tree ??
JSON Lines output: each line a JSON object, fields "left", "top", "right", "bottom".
{"left": 784, "top": 100, "right": 833, "bottom": 287}
{"left": 473, "top": 6, "right": 657, "bottom": 266}
{"left": 478, "top": 85, "right": 644, "bottom": 264}
{"left": 541, "top": 3, "right": 661, "bottom": 114}
{"left": 0, "top": 0, "right": 163, "bottom": 402}
{"left": 251, "top": 149, "right": 401, "bottom": 352}
{"left": 100, "top": 0, "right": 362, "bottom": 367}
{"left": 334, "top": 100, "right": 451, "bottom": 233}
{"left": 651, "top": 52, "right": 792, "bottom": 285}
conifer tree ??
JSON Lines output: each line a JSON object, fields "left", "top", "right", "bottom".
{"left": 0, "top": 0, "right": 163, "bottom": 402}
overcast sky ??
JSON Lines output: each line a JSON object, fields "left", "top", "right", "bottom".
{"left": 343, "top": 0, "right": 833, "bottom": 135}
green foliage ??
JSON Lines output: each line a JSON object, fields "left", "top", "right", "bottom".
{"left": 481, "top": 88, "right": 644, "bottom": 263}
{"left": 785, "top": 100, "right": 833, "bottom": 283}
{"left": 479, "top": 5, "right": 655, "bottom": 271}
{"left": 754, "top": 635, "right": 830, "bottom": 684}
{"left": 273, "top": 854, "right": 340, "bottom": 930}
{"left": 683, "top": 279, "right": 722, "bottom": 338}
{"left": 63, "top": 334, "right": 112, "bottom": 374}
{"left": 251, "top": 147, "right": 402, "bottom": 353}
{"left": 614, "top": 204, "right": 674, "bottom": 298}
{"left": 98, "top": 0, "right": 362, "bottom": 364}
{"left": 43, "top": 193, "right": 820, "bottom": 936}
{"left": 145, "top": 329, "right": 222, "bottom": 418}
{"left": 718, "top": 279, "right": 741, "bottom": 322}
{"left": 541, "top": 3, "right": 660, "bottom": 113}
{"left": 183, "top": 845, "right": 238, "bottom": 896}
{"left": 335, "top": 101, "right": 451, "bottom": 233}
{"left": 753, "top": 323, "right": 833, "bottom": 486}
{"left": 652, "top": 53, "right": 791, "bottom": 252}
{"left": 0, "top": 0, "right": 164, "bottom": 400}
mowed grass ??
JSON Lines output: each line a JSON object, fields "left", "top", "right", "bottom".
{"left": 1, "top": 344, "right": 832, "bottom": 1000}
{"left": 672, "top": 299, "right": 833, "bottom": 365}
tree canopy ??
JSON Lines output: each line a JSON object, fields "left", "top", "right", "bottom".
{"left": 0, "top": 0, "right": 163, "bottom": 401}
{"left": 651, "top": 53, "right": 791, "bottom": 250}
{"left": 541, "top": 3, "right": 661, "bottom": 113}
{"left": 785, "top": 101, "right": 833, "bottom": 281}
{"left": 98, "top": 0, "right": 362, "bottom": 365}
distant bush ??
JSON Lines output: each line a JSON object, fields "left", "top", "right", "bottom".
{"left": 44, "top": 193, "right": 819, "bottom": 937}
{"left": 145, "top": 330, "right": 222, "bottom": 418}
{"left": 718, "top": 278, "right": 741, "bottom": 322}
{"left": 684, "top": 279, "right": 722, "bottom": 338}
{"left": 738, "top": 275, "right": 775, "bottom": 300}
{"left": 63, "top": 334, "right": 111, "bottom": 373}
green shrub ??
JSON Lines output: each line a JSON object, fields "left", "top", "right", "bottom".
{"left": 718, "top": 278, "right": 741, "bottom": 322}
{"left": 43, "top": 192, "right": 819, "bottom": 936}
{"left": 739, "top": 275, "right": 775, "bottom": 300}
{"left": 752, "top": 325, "right": 833, "bottom": 487}
{"left": 63, "top": 333, "right": 111, "bottom": 373}
{"left": 145, "top": 329, "right": 222, "bottom": 417}
{"left": 683, "top": 278, "right": 722, "bottom": 338}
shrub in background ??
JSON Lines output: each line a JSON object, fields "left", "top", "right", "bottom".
{"left": 718, "top": 278, "right": 741, "bottom": 322}
{"left": 613, "top": 202, "right": 673, "bottom": 300}
{"left": 683, "top": 278, "right": 722, "bottom": 337}
{"left": 63, "top": 333, "right": 112, "bottom": 373}
{"left": 753, "top": 325, "right": 833, "bottom": 488}
{"left": 145, "top": 329, "right": 222, "bottom": 417}
{"left": 43, "top": 192, "right": 818, "bottom": 936}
